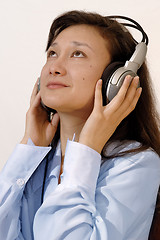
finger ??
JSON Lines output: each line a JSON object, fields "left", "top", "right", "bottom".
{"left": 94, "top": 79, "right": 103, "bottom": 109}
{"left": 105, "top": 75, "right": 132, "bottom": 108}
{"left": 30, "top": 78, "right": 39, "bottom": 106}
{"left": 119, "top": 87, "right": 142, "bottom": 120}
{"left": 31, "top": 91, "right": 42, "bottom": 108}
{"left": 116, "top": 76, "right": 140, "bottom": 114}
{"left": 45, "top": 113, "right": 60, "bottom": 145}
{"left": 114, "top": 75, "right": 133, "bottom": 101}
{"left": 29, "top": 92, "right": 43, "bottom": 116}
{"left": 51, "top": 113, "right": 60, "bottom": 130}
{"left": 125, "top": 76, "right": 139, "bottom": 99}
{"left": 104, "top": 75, "right": 132, "bottom": 114}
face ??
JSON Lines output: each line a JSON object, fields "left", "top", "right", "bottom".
{"left": 40, "top": 24, "right": 111, "bottom": 115}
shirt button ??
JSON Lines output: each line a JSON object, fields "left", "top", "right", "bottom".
{"left": 16, "top": 178, "right": 25, "bottom": 186}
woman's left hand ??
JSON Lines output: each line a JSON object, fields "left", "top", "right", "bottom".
{"left": 79, "top": 75, "right": 142, "bottom": 154}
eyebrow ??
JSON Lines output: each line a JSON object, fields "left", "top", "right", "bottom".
{"left": 50, "top": 41, "right": 94, "bottom": 51}
{"left": 71, "top": 41, "right": 94, "bottom": 51}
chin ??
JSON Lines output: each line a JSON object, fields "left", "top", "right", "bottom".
{"left": 41, "top": 98, "right": 68, "bottom": 112}
{"left": 41, "top": 93, "right": 94, "bottom": 114}
{"left": 41, "top": 94, "right": 60, "bottom": 108}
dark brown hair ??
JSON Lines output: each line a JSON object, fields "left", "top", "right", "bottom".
{"left": 47, "top": 10, "right": 160, "bottom": 239}
{"left": 47, "top": 10, "right": 160, "bottom": 156}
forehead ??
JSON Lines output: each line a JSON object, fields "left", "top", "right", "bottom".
{"left": 52, "top": 24, "right": 108, "bottom": 49}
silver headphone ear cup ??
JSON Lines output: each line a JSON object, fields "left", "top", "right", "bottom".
{"left": 101, "top": 62, "right": 124, "bottom": 105}
{"left": 38, "top": 77, "right": 41, "bottom": 92}
{"left": 107, "top": 69, "right": 137, "bottom": 102}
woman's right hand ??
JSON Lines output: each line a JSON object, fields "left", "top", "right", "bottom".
{"left": 20, "top": 79, "right": 60, "bottom": 146}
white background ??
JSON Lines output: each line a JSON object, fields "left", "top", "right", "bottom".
{"left": 0, "top": 0, "right": 160, "bottom": 170}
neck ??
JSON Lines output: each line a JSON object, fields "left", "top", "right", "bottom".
{"left": 58, "top": 110, "right": 91, "bottom": 157}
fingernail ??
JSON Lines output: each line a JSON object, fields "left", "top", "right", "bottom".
{"left": 134, "top": 76, "right": 140, "bottom": 86}
{"left": 98, "top": 79, "right": 102, "bottom": 86}
{"left": 138, "top": 87, "right": 142, "bottom": 94}
{"left": 126, "top": 75, "right": 132, "bottom": 82}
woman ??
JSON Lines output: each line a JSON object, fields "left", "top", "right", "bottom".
{"left": 0, "top": 10, "right": 160, "bottom": 240}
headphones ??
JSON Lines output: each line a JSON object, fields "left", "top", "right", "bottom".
{"left": 38, "top": 15, "right": 149, "bottom": 113}
{"left": 101, "top": 15, "right": 148, "bottom": 105}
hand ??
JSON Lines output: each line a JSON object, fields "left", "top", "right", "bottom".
{"left": 21, "top": 79, "right": 60, "bottom": 146}
{"left": 79, "top": 75, "right": 142, "bottom": 153}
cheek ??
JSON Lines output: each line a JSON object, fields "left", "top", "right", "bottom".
{"left": 81, "top": 66, "right": 95, "bottom": 81}
{"left": 80, "top": 66, "right": 101, "bottom": 86}
{"left": 73, "top": 65, "right": 102, "bottom": 97}
{"left": 74, "top": 75, "right": 97, "bottom": 102}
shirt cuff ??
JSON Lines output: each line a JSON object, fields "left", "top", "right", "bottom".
{"left": 1, "top": 143, "right": 51, "bottom": 186}
{"left": 61, "top": 140, "right": 101, "bottom": 193}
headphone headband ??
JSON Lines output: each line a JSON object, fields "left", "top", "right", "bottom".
{"left": 107, "top": 15, "right": 149, "bottom": 45}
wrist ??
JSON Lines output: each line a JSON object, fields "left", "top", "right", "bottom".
{"left": 79, "top": 138, "right": 102, "bottom": 154}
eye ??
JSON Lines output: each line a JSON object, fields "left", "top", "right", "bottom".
{"left": 72, "top": 50, "right": 85, "bottom": 58}
{"left": 47, "top": 50, "right": 57, "bottom": 58}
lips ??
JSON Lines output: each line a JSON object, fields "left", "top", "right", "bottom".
{"left": 47, "top": 81, "right": 68, "bottom": 89}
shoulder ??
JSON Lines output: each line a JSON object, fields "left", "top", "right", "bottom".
{"left": 99, "top": 140, "right": 160, "bottom": 181}
{"left": 96, "top": 142, "right": 160, "bottom": 239}
{"left": 97, "top": 141, "right": 160, "bottom": 212}
{"left": 102, "top": 140, "right": 160, "bottom": 165}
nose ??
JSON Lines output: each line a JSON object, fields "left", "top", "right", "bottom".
{"left": 49, "top": 58, "right": 67, "bottom": 76}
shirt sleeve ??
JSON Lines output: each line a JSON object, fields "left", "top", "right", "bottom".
{"left": 0, "top": 142, "right": 51, "bottom": 240}
{"left": 33, "top": 140, "right": 160, "bottom": 240}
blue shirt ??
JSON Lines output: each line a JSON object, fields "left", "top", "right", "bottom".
{"left": 0, "top": 139, "right": 160, "bottom": 240}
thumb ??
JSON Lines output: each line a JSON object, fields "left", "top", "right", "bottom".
{"left": 51, "top": 113, "right": 60, "bottom": 130}
{"left": 45, "top": 113, "right": 60, "bottom": 144}
{"left": 94, "top": 79, "right": 103, "bottom": 110}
